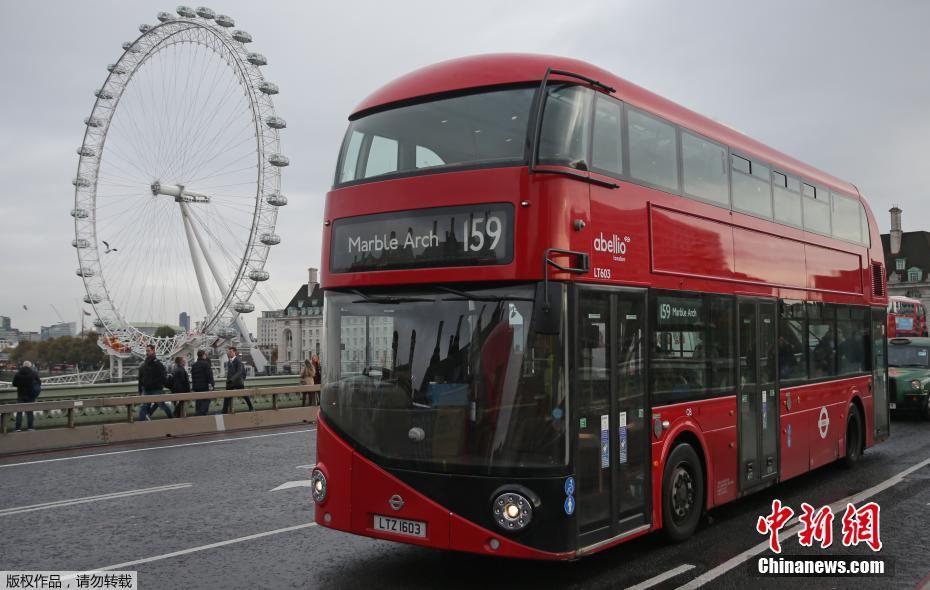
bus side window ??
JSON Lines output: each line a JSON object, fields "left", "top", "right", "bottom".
{"left": 808, "top": 302, "right": 837, "bottom": 378}
{"left": 778, "top": 300, "right": 808, "bottom": 381}
{"left": 628, "top": 107, "right": 678, "bottom": 192}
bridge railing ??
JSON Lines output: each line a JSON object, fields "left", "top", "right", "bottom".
{"left": 0, "top": 384, "right": 321, "bottom": 455}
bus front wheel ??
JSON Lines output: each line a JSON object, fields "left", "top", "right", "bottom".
{"left": 662, "top": 443, "right": 704, "bottom": 543}
{"left": 841, "top": 404, "right": 863, "bottom": 468}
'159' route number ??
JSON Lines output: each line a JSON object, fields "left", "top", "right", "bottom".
{"left": 463, "top": 216, "right": 502, "bottom": 252}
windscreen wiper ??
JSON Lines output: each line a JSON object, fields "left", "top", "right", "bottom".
{"left": 436, "top": 286, "right": 533, "bottom": 302}
{"left": 351, "top": 290, "right": 431, "bottom": 304}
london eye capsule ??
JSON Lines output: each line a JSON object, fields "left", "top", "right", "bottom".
{"left": 71, "top": 208, "right": 90, "bottom": 219}
{"left": 85, "top": 117, "right": 104, "bottom": 128}
{"left": 73, "top": 177, "right": 92, "bottom": 188}
{"left": 176, "top": 5, "right": 196, "bottom": 18}
{"left": 247, "top": 52, "right": 267, "bottom": 66}
{"left": 122, "top": 42, "right": 141, "bottom": 53}
{"left": 139, "top": 24, "right": 153, "bottom": 33}
{"left": 156, "top": 11, "right": 174, "bottom": 22}
{"left": 195, "top": 6, "right": 216, "bottom": 19}
{"left": 77, "top": 146, "right": 97, "bottom": 157}
{"left": 83, "top": 293, "right": 103, "bottom": 304}
{"left": 248, "top": 269, "right": 270, "bottom": 281}
{"left": 265, "top": 191, "right": 287, "bottom": 206}
{"left": 231, "top": 29, "right": 252, "bottom": 43}
{"left": 258, "top": 81, "right": 278, "bottom": 95}
{"left": 214, "top": 14, "right": 235, "bottom": 27}
{"left": 95, "top": 88, "right": 114, "bottom": 100}
{"left": 265, "top": 116, "right": 286, "bottom": 129}
{"left": 107, "top": 64, "right": 127, "bottom": 75}
{"left": 268, "top": 153, "right": 289, "bottom": 167}
{"left": 76, "top": 267, "right": 95, "bottom": 278}
{"left": 259, "top": 233, "right": 281, "bottom": 245}
{"left": 233, "top": 301, "right": 255, "bottom": 313}
{"left": 72, "top": 238, "right": 91, "bottom": 248}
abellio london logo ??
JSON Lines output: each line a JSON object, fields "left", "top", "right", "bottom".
{"left": 593, "top": 232, "right": 631, "bottom": 262}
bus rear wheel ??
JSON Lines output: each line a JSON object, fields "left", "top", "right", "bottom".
{"left": 842, "top": 404, "right": 863, "bottom": 468}
{"left": 662, "top": 443, "right": 704, "bottom": 543}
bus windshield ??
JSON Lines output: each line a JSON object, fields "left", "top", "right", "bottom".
{"left": 321, "top": 284, "right": 567, "bottom": 474}
{"left": 335, "top": 86, "right": 535, "bottom": 185}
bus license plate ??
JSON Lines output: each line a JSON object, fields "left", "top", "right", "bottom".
{"left": 373, "top": 514, "right": 426, "bottom": 538}
{"left": 889, "top": 402, "right": 896, "bottom": 409}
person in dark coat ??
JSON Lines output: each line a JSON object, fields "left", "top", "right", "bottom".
{"left": 11, "top": 360, "right": 41, "bottom": 431}
{"left": 169, "top": 356, "right": 191, "bottom": 417}
{"left": 190, "top": 350, "right": 215, "bottom": 416}
{"left": 137, "top": 344, "right": 172, "bottom": 420}
{"left": 222, "top": 346, "right": 254, "bottom": 413}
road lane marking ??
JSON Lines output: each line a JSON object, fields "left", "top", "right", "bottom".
{"left": 75, "top": 522, "right": 318, "bottom": 574}
{"left": 270, "top": 480, "right": 312, "bottom": 491}
{"left": 0, "top": 428, "right": 316, "bottom": 469}
{"left": 676, "top": 456, "right": 930, "bottom": 589}
{"left": 295, "top": 464, "right": 316, "bottom": 469}
{"left": 625, "top": 564, "right": 695, "bottom": 590}
{"left": 0, "top": 483, "right": 192, "bottom": 517}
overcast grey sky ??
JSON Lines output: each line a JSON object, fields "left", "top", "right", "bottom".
{"left": 2, "top": 0, "right": 928, "bottom": 332}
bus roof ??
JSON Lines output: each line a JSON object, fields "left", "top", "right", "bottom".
{"left": 351, "top": 53, "right": 862, "bottom": 199}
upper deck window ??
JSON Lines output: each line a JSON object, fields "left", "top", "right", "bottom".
{"left": 538, "top": 84, "right": 592, "bottom": 168}
{"left": 335, "top": 86, "right": 535, "bottom": 186}
{"left": 682, "top": 131, "right": 728, "bottom": 206}
{"left": 831, "top": 192, "right": 862, "bottom": 243}
{"left": 773, "top": 170, "right": 803, "bottom": 227}
{"left": 731, "top": 154, "right": 772, "bottom": 218}
{"left": 590, "top": 94, "right": 624, "bottom": 176}
{"left": 628, "top": 108, "right": 679, "bottom": 192}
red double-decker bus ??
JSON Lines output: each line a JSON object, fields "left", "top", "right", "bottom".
{"left": 312, "top": 54, "right": 890, "bottom": 559}
{"left": 887, "top": 295, "right": 926, "bottom": 337}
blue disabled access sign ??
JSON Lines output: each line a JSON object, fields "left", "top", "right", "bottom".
{"left": 564, "top": 477, "right": 575, "bottom": 496}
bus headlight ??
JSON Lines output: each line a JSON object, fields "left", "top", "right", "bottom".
{"left": 911, "top": 379, "right": 922, "bottom": 390}
{"left": 492, "top": 491, "right": 532, "bottom": 532}
{"left": 310, "top": 468, "right": 327, "bottom": 504}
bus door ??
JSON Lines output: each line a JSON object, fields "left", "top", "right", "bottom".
{"left": 575, "top": 287, "right": 650, "bottom": 547}
{"left": 737, "top": 298, "right": 779, "bottom": 492}
{"left": 872, "top": 307, "right": 890, "bottom": 440}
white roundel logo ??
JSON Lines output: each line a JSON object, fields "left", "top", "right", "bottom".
{"left": 818, "top": 406, "right": 830, "bottom": 439}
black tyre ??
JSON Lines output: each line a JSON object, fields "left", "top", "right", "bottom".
{"left": 842, "top": 403, "right": 863, "bottom": 468}
{"left": 922, "top": 398, "right": 930, "bottom": 421}
{"left": 662, "top": 443, "right": 704, "bottom": 543}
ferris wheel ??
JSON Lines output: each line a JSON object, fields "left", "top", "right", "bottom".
{"left": 72, "top": 6, "right": 287, "bottom": 364}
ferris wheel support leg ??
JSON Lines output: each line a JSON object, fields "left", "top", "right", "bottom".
{"left": 180, "top": 203, "right": 214, "bottom": 314}
{"left": 180, "top": 201, "right": 230, "bottom": 294}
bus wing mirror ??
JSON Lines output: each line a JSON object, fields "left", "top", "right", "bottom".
{"left": 533, "top": 282, "right": 562, "bottom": 335}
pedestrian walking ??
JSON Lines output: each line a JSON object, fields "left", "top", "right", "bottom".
{"left": 169, "top": 356, "right": 191, "bottom": 417}
{"left": 222, "top": 346, "right": 253, "bottom": 413}
{"left": 11, "top": 360, "right": 41, "bottom": 431}
{"left": 137, "top": 344, "right": 172, "bottom": 420}
{"left": 191, "top": 350, "right": 215, "bottom": 416}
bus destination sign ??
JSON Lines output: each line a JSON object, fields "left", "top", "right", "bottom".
{"left": 330, "top": 203, "right": 514, "bottom": 273}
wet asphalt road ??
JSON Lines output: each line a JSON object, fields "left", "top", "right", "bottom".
{"left": 1, "top": 417, "right": 929, "bottom": 590}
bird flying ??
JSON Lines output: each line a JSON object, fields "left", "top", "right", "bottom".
{"left": 103, "top": 241, "right": 118, "bottom": 254}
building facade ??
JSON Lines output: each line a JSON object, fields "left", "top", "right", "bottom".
{"left": 178, "top": 312, "right": 190, "bottom": 332}
{"left": 881, "top": 206, "right": 930, "bottom": 310}
{"left": 41, "top": 322, "right": 76, "bottom": 341}
{"left": 257, "top": 268, "right": 324, "bottom": 372}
